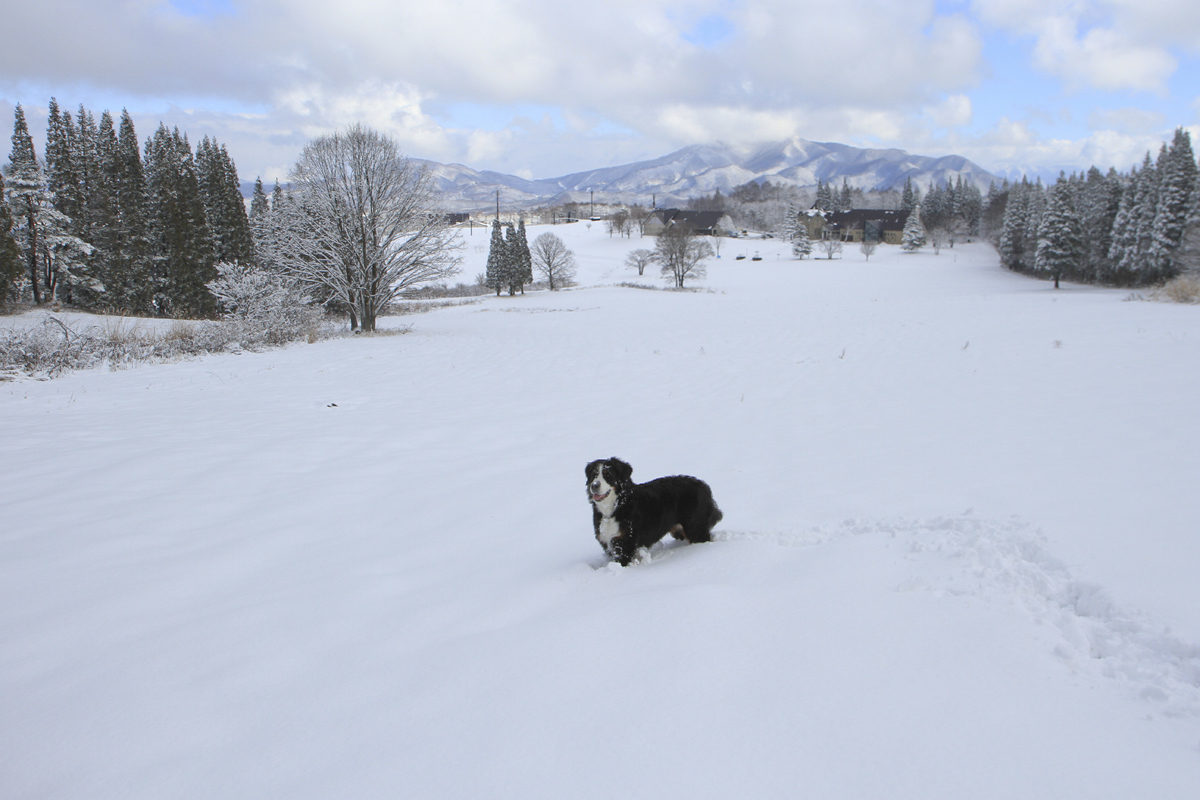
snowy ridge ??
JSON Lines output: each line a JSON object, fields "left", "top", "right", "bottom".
{"left": 719, "top": 516, "right": 1200, "bottom": 721}
{"left": 416, "top": 136, "right": 1001, "bottom": 211}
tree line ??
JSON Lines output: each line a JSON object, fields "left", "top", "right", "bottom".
{"left": 1, "top": 101, "right": 254, "bottom": 315}
{"left": 993, "top": 128, "right": 1198, "bottom": 287}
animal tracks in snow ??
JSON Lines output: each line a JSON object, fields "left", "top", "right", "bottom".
{"left": 716, "top": 517, "right": 1200, "bottom": 722}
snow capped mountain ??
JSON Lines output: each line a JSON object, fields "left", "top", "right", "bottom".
{"left": 420, "top": 137, "right": 1002, "bottom": 211}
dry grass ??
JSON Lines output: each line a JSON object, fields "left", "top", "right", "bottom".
{"left": 1154, "top": 274, "right": 1200, "bottom": 304}
{"left": 1, "top": 312, "right": 341, "bottom": 379}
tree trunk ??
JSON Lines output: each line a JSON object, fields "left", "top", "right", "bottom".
{"left": 26, "top": 206, "right": 41, "bottom": 305}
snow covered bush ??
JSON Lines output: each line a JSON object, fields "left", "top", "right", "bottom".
{"left": 207, "top": 261, "right": 326, "bottom": 345}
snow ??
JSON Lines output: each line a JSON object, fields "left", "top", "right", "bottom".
{"left": 3, "top": 224, "right": 1199, "bottom": 798}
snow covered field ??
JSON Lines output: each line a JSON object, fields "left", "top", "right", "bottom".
{"left": 3, "top": 223, "right": 1199, "bottom": 798}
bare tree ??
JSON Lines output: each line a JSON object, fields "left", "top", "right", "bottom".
{"left": 530, "top": 231, "right": 576, "bottom": 290}
{"left": 269, "top": 124, "right": 460, "bottom": 332}
{"left": 625, "top": 248, "right": 654, "bottom": 276}
{"left": 654, "top": 222, "right": 714, "bottom": 288}
{"left": 860, "top": 240, "right": 878, "bottom": 261}
{"left": 818, "top": 235, "right": 843, "bottom": 260}
{"left": 927, "top": 226, "right": 948, "bottom": 255}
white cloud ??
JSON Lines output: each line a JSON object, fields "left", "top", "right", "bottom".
{"left": 972, "top": 0, "right": 1196, "bottom": 92}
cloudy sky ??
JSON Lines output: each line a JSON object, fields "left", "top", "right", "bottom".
{"left": 2, "top": 0, "right": 1199, "bottom": 184}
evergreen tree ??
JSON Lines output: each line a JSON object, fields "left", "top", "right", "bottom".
{"left": 1148, "top": 128, "right": 1197, "bottom": 279}
{"left": 144, "top": 124, "right": 216, "bottom": 316}
{"left": 901, "top": 177, "right": 915, "bottom": 214}
{"left": 815, "top": 179, "right": 832, "bottom": 212}
{"left": 838, "top": 178, "right": 852, "bottom": 212}
{"left": 4, "top": 104, "right": 50, "bottom": 303}
{"left": 109, "top": 109, "right": 154, "bottom": 312}
{"left": 0, "top": 171, "right": 21, "bottom": 305}
{"left": 485, "top": 219, "right": 506, "bottom": 295}
{"left": 1107, "top": 168, "right": 1141, "bottom": 285}
{"left": 792, "top": 220, "right": 813, "bottom": 259}
{"left": 1035, "top": 177, "right": 1084, "bottom": 287}
{"left": 196, "top": 137, "right": 253, "bottom": 266}
{"left": 250, "top": 177, "right": 269, "bottom": 219}
{"left": 998, "top": 179, "right": 1028, "bottom": 271}
{"left": 901, "top": 205, "right": 925, "bottom": 252}
{"left": 503, "top": 222, "right": 521, "bottom": 295}
{"left": 513, "top": 217, "right": 533, "bottom": 293}
{"left": 271, "top": 179, "right": 284, "bottom": 211}
{"left": 1077, "top": 166, "right": 1121, "bottom": 282}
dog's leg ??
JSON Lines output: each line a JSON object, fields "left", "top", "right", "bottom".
{"left": 669, "top": 523, "right": 686, "bottom": 540}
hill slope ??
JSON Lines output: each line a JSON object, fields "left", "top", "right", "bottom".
{"left": 3, "top": 233, "right": 1198, "bottom": 799}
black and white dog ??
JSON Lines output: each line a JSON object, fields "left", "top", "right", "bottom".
{"left": 585, "top": 457, "right": 723, "bottom": 566}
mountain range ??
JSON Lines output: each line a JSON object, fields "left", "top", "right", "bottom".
{"left": 415, "top": 137, "right": 1002, "bottom": 211}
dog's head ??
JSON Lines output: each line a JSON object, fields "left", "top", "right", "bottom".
{"left": 585, "top": 457, "right": 633, "bottom": 508}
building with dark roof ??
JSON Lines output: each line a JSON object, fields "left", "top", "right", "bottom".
{"left": 643, "top": 209, "right": 736, "bottom": 236}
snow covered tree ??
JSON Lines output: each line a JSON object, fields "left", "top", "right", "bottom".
{"left": 792, "top": 222, "right": 813, "bottom": 259}
{"left": 5, "top": 104, "right": 52, "bottom": 304}
{"left": 1148, "top": 128, "right": 1197, "bottom": 280}
{"left": 1077, "top": 166, "right": 1121, "bottom": 282}
{"left": 1035, "top": 177, "right": 1084, "bottom": 288}
{"left": 998, "top": 181, "right": 1028, "bottom": 270}
{"left": 107, "top": 109, "right": 154, "bottom": 313}
{"left": 901, "top": 177, "right": 917, "bottom": 214}
{"left": 273, "top": 124, "right": 459, "bottom": 331}
{"left": 250, "top": 178, "right": 269, "bottom": 219}
{"left": 503, "top": 222, "right": 521, "bottom": 295}
{"left": 901, "top": 205, "right": 925, "bottom": 252}
{"left": 271, "top": 179, "right": 284, "bottom": 212}
{"left": 144, "top": 124, "right": 217, "bottom": 316}
{"left": 654, "top": 222, "right": 713, "bottom": 288}
{"left": 0, "top": 171, "right": 21, "bottom": 305}
{"left": 512, "top": 218, "right": 533, "bottom": 293}
{"left": 196, "top": 137, "right": 254, "bottom": 267}
{"left": 838, "top": 178, "right": 852, "bottom": 212}
{"left": 625, "top": 248, "right": 654, "bottom": 275}
{"left": 530, "top": 231, "right": 576, "bottom": 289}
{"left": 485, "top": 219, "right": 507, "bottom": 295}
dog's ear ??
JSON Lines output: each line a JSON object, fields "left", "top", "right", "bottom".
{"left": 610, "top": 458, "right": 633, "bottom": 483}
{"left": 585, "top": 459, "right": 600, "bottom": 479}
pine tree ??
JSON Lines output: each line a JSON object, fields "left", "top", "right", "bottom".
{"left": 0, "top": 171, "right": 21, "bottom": 305}
{"left": 503, "top": 222, "right": 521, "bottom": 295}
{"left": 1035, "top": 177, "right": 1084, "bottom": 287}
{"left": 271, "top": 179, "right": 284, "bottom": 212}
{"left": 901, "top": 205, "right": 925, "bottom": 252}
{"left": 5, "top": 104, "right": 51, "bottom": 303}
{"left": 1107, "top": 168, "right": 1140, "bottom": 285}
{"left": 110, "top": 109, "right": 154, "bottom": 312}
{"left": 1148, "top": 128, "right": 1197, "bottom": 280}
{"left": 815, "top": 179, "right": 832, "bottom": 212}
{"left": 900, "top": 177, "right": 921, "bottom": 214}
{"left": 250, "top": 177, "right": 269, "bottom": 219}
{"left": 1077, "top": 166, "right": 1121, "bottom": 282}
{"left": 485, "top": 219, "right": 506, "bottom": 295}
{"left": 838, "top": 178, "right": 852, "bottom": 212}
{"left": 145, "top": 124, "right": 216, "bottom": 316}
{"left": 196, "top": 137, "right": 253, "bottom": 266}
{"left": 792, "top": 220, "right": 813, "bottom": 259}
{"left": 513, "top": 217, "right": 532, "bottom": 292}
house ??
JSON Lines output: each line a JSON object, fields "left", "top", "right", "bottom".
{"left": 643, "top": 208, "right": 736, "bottom": 236}
{"left": 803, "top": 209, "right": 908, "bottom": 244}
